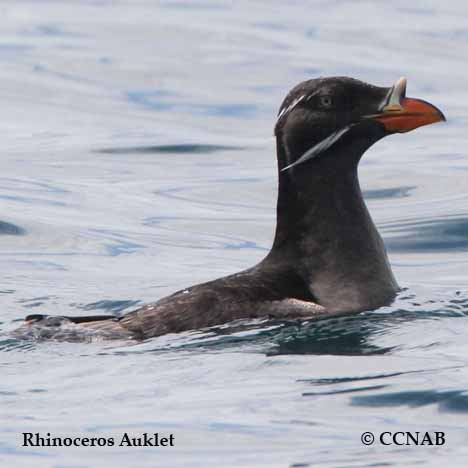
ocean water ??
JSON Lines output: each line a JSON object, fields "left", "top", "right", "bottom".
{"left": 1, "top": 1, "right": 468, "bottom": 467}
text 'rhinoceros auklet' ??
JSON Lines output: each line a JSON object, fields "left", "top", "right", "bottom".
{"left": 22, "top": 76, "right": 445, "bottom": 340}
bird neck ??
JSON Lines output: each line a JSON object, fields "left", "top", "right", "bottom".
{"left": 265, "top": 138, "right": 398, "bottom": 313}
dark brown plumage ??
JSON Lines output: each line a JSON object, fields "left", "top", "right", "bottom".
{"left": 20, "top": 76, "right": 445, "bottom": 340}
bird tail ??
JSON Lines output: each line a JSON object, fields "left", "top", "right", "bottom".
{"left": 14, "top": 314, "right": 135, "bottom": 342}
{"left": 25, "top": 314, "right": 117, "bottom": 324}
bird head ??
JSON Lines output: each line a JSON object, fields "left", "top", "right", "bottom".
{"left": 275, "top": 77, "right": 445, "bottom": 172}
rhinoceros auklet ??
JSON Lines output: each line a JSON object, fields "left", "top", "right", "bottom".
{"left": 24, "top": 76, "right": 445, "bottom": 340}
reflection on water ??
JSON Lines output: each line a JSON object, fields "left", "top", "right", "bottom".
{"left": 1, "top": 0, "right": 468, "bottom": 467}
{"left": 265, "top": 315, "right": 394, "bottom": 356}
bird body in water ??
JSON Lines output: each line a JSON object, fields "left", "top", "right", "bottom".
{"left": 21, "top": 76, "right": 445, "bottom": 340}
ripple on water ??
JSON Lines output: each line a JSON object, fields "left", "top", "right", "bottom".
{"left": 0, "top": 337, "right": 36, "bottom": 352}
{"left": 76, "top": 299, "right": 140, "bottom": 314}
{"left": 0, "top": 178, "right": 69, "bottom": 194}
{"left": 363, "top": 185, "right": 416, "bottom": 200}
{"left": 0, "top": 220, "right": 25, "bottom": 236}
{"left": 89, "top": 229, "right": 145, "bottom": 256}
{"left": 152, "top": 182, "right": 265, "bottom": 212}
{"left": 96, "top": 144, "right": 245, "bottom": 155}
{"left": 127, "top": 90, "right": 257, "bottom": 117}
{"left": 351, "top": 389, "right": 468, "bottom": 413}
{"left": 298, "top": 369, "right": 429, "bottom": 385}
{"left": 383, "top": 216, "right": 468, "bottom": 252}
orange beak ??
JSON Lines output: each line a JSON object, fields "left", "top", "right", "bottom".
{"left": 373, "top": 77, "right": 446, "bottom": 133}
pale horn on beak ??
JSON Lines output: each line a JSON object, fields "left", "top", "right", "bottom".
{"left": 373, "top": 76, "right": 446, "bottom": 133}
{"left": 381, "top": 76, "right": 407, "bottom": 112}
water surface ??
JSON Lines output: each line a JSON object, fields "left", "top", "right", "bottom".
{"left": 1, "top": 1, "right": 468, "bottom": 467}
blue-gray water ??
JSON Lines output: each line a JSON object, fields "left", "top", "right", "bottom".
{"left": 1, "top": 1, "right": 468, "bottom": 467}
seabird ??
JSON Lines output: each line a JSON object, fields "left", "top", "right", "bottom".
{"left": 23, "top": 76, "right": 445, "bottom": 340}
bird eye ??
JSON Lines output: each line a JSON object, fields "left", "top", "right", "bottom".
{"left": 319, "top": 95, "right": 333, "bottom": 109}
